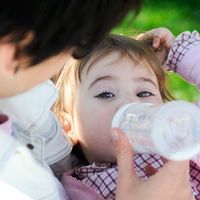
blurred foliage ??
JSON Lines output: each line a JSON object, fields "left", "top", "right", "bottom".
{"left": 113, "top": 0, "right": 200, "bottom": 101}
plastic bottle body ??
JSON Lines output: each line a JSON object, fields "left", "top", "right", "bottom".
{"left": 112, "top": 100, "right": 200, "bottom": 160}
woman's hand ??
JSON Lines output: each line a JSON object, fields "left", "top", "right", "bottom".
{"left": 137, "top": 27, "right": 175, "bottom": 65}
{"left": 112, "top": 128, "right": 194, "bottom": 200}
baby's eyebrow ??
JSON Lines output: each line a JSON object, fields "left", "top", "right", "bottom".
{"left": 88, "top": 75, "right": 113, "bottom": 89}
{"left": 139, "top": 77, "right": 158, "bottom": 87}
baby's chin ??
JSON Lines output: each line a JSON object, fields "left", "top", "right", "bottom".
{"left": 88, "top": 154, "right": 117, "bottom": 164}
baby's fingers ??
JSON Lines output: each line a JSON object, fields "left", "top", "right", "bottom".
{"left": 152, "top": 36, "right": 162, "bottom": 49}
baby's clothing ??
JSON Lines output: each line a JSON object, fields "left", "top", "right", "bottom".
{"left": 63, "top": 155, "right": 200, "bottom": 200}
{"left": 165, "top": 30, "right": 200, "bottom": 89}
{"left": 62, "top": 172, "right": 105, "bottom": 200}
{"left": 62, "top": 30, "right": 200, "bottom": 200}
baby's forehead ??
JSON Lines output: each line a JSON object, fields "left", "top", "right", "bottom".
{"left": 84, "top": 50, "right": 136, "bottom": 74}
{"left": 84, "top": 50, "right": 151, "bottom": 74}
{"left": 82, "top": 53, "right": 158, "bottom": 87}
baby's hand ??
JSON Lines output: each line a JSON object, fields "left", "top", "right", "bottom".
{"left": 137, "top": 27, "right": 175, "bottom": 65}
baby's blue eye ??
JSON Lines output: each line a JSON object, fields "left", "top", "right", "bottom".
{"left": 137, "top": 91, "right": 154, "bottom": 97}
{"left": 95, "top": 92, "right": 115, "bottom": 99}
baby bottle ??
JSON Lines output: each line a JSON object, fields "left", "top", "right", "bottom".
{"left": 112, "top": 100, "right": 200, "bottom": 160}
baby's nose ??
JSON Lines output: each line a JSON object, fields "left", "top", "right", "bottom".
{"left": 123, "top": 94, "right": 141, "bottom": 104}
{"left": 120, "top": 96, "right": 151, "bottom": 108}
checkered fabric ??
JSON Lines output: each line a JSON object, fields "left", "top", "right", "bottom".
{"left": 165, "top": 30, "right": 200, "bottom": 72}
{"left": 73, "top": 154, "right": 200, "bottom": 200}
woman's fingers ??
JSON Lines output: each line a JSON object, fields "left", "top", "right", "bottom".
{"left": 111, "top": 128, "right": 139, "bottom": 199}
{"left": 158, "top": 160, "right": 190, "bottom": 182}
{"left": 111, "top": 128, "right": 137, "bottom": 181}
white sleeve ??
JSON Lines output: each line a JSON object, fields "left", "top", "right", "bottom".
{"left": 0, "top": 129, "right": 69, "bottom": 200}
{"left": 0, "top": 80, "right": 72, "bottom": 167}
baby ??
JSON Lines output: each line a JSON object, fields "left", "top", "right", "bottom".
{"left": 52, "top": 34, "right": 200, "bottom": 200}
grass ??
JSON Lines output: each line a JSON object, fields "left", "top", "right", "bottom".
{"left": 113, "top": 0, "right": 200, "bottom": 101}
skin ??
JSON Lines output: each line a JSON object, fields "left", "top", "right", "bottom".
{"left": 68, "top": 51, "right": 163, "bottom": 163}
{"left": 137, "top": 27, "right": 175, "bottom": 65}
{"left": 113, "top": 128, "right": 194, "bottom": 200}
{"left": 0, "top": 41, "right": 70, "bottom": 97}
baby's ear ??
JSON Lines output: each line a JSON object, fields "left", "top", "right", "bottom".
{"left": 60, "top": 111, "right": 71, "bottom": 132}
{"left": 60, "top": 112, "right": 78, "bottom": 145}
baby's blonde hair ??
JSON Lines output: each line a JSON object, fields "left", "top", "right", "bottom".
{"left": 52, "top": 34, "right": 172, "bottom": 119}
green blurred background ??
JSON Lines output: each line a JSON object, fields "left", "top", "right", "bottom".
{"left": 114, "top": 0, "right": 200, "bottom": 102}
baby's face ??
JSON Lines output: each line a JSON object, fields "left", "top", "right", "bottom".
{"left": 71, "top": 51, "right": 163, "bottom": 163}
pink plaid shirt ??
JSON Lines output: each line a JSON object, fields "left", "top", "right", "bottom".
{"left": 62, "top": 31, "right": 200, "bottom": 200}
{"left": 72, "top": 155, "right": 200, "bottom": 200}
